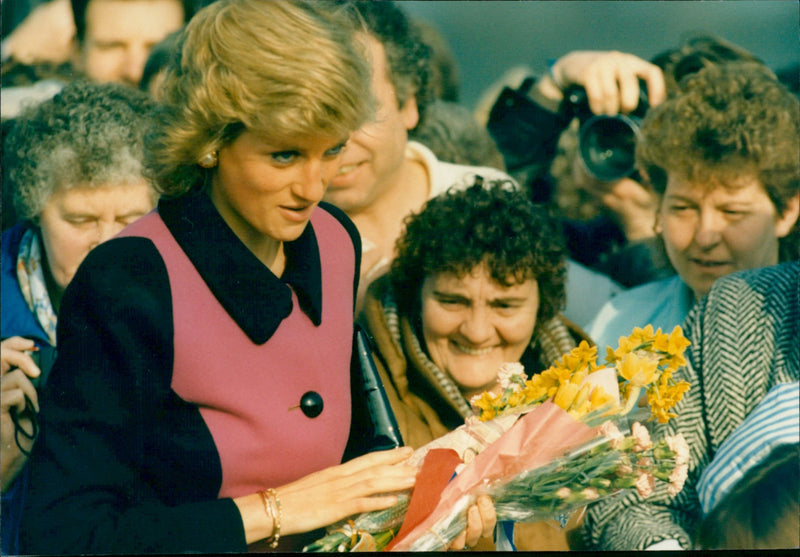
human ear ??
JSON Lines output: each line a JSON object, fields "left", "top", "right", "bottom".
{"left": 400, "top": 94, "right": 419, "bottom": 131}
{"left": 775, "top": 192, "right": 800, "bottom": 238}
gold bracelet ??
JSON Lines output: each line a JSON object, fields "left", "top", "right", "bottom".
{"left": 265, "top": 488, "right": 281, "bottom": 548}
{"left": 259, "top": 490, "right": 277, "bottom": 545}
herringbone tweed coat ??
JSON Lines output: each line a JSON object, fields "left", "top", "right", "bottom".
{"left": 583, "top": 261, "right": 799, "bottom": 550}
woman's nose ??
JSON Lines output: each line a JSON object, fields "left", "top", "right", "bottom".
{"left": 296, "top": 159, "right": 327, "bottom": 202}
{"left": 95, "top": 220, "right": 125, "bottom": 247}
{"left": 458, "top": 307, "right": 493, "bottom": 345}
{"left": 693, "top": 209, "right": 724, "bottom": 248}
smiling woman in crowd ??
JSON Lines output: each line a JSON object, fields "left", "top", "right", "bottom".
{"left": 361, "top": 179, "right": 591, "bottom": 550}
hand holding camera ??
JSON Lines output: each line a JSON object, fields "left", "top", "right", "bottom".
{"left": 539, "top": 51, "right": 666, "bottom": 182}
{"left": 543, "top": 50, "right": 666, "bottom": 114}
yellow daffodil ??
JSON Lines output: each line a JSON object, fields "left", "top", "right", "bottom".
{"left": 471, "top": 391, "right": 497, "bottom": 419}
{"left": 616, "top": 351, "right": 660, "bottom": 387}
{"left": 667, "top": 326, "right": 691, "bottom": 355}
{"left": 567, "top": 383, "right": 592, "bottom": 412}
{"left": 553, "top": 382, "right": 581, "bottom": 410}
{"left": 588, "top": 385, "right": 616, "bottom": 411}
{"left": 629, "top": 325, "right": 656, "bottom": 346}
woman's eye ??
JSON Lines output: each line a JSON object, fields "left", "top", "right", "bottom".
{"left": 270, "top": 151, "right": 298, "bottom": 164}
{"left": 118, "top": 214, "right": 145, "bottom": 226}
{"left": 723, "top": 209, "right": 747, "bottom": 218}
{"left": 324, "top": 143, "right": 347, "bottom": 157}
{"left": 438, "top": 297, "right": 466, "bottom": 308}
{"left": 66, "top": 217, "right": 93, "bottom": 226}
{"left": 492, "top": 302, "right": 520, "bottom": 315}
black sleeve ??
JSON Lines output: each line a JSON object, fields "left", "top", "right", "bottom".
{"left": 319, "top": 201, "right": 362, "bottom": 312}
{"left": 20, "top": 237, "right": 247, "bottom": 555}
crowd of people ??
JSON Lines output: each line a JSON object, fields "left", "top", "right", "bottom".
{"left": 1, "top": 0, "right": 797, "bottom": 554}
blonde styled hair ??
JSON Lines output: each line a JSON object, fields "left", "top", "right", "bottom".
{"left": 146, "top": 0, "right": 374, "bottom": 197}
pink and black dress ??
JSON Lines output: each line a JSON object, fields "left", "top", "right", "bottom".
{"left": 20, "top": 193, "right": 361, "bottom": 554}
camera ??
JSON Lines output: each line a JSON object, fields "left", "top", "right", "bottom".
{"left": 563, "top": 82, "right": 649, "bottom": 182}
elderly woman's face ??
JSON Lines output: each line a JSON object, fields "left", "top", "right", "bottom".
{"left": 659, "top": 172, "right": 799, "bottom": 300}
{"left": 420, "top": 263, "right": 539, "bottom": 399}
{"left": 38, "top": 180, "right": 154, "bottom": 290}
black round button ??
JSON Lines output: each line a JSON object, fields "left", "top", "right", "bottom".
{"left": 300, "top": 391, "right": 324, "bottom": 418}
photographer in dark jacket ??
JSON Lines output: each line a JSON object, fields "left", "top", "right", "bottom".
{"left": 487, "top": 36, "right": 762, "bottom": 288}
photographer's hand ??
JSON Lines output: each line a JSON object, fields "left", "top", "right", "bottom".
{"left": 537, "top": 50, "right": 666, "bottom": 115}
{"left": 574, "top": 159, "right": 657, "bottom": 242}
{"left": 1, "top": 337, "right": 41, "bottom": 491}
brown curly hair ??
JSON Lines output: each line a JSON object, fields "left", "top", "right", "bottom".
{"left": 636, "top": 62, "right": 799, "bottom": 261}
{"left": 390, "top": 179, "right": 567, "bottom": 329}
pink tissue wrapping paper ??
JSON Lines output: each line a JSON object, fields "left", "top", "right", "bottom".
{"left": 390, "top": 401, "right": 602, "bottom": 551}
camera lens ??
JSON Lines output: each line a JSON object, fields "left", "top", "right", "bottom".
{"left": 578, "top": 114, "right": 641, "bottom": 182}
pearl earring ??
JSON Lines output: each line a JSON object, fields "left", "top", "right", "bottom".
{"left": 199, "top": 151, "right": 218, "bottom": 168}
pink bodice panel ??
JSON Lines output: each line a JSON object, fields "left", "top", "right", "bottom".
{"left": 125, "top": 209, "right": 354, "bottom": 497}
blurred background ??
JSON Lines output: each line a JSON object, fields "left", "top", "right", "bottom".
{"left": 402, "top": 0, "right": 800, "bottom": 110}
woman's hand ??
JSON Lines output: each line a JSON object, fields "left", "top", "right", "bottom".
{"left": 448, "top": 494, "right": 497, "bottom": 550}
{"left": 537, "top": 50, "right": 666, "bottom": 115}
{"left": 1, "top": 337, "right": 41, "bottom": 491}
{"left": 235, "top": 446, "right": 418, "bottom": 544}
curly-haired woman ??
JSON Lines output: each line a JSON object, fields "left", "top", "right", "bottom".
{"left": 1, "top": 79, "right": 158, "bottom": 555}
{"left": 360, "top": 179, "right": 591, "bottom": 550}
{"left": 587, "top": 61, "right": 799, "bottom": 351}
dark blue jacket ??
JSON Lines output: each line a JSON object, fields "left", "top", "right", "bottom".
{"left": 1, "top": 223, "right": 52, "bottom": 556}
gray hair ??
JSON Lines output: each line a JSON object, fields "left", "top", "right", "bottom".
{"left": 7, "top": 80, "right": 158, "bottom": 221}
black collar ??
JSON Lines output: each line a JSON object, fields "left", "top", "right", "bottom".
{"left": 158, "top": 192, "right": 322, "bottom": 345}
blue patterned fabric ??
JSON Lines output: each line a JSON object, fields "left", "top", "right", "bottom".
{"left": 697, "top": 381, "right": 799, "bottom": 515}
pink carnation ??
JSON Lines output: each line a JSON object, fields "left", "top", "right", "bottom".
{"left": 497, "top": 362, "right": 527, "bottom": 390}
{"left": 599, "top": 421, "right": 625, "bottom": 449}
{"left": 634, "top": 472, "right": 656, "bottom": 498}
{"left": 665, "top": 434, "right": 690, "bottom": 465}
{"left": 668, "top": 464, "right": 688, "bottom": 496}
{"left": 631, "top": 422, "right": 652, "bottom": 452}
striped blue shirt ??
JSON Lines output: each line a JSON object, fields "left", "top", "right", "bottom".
{"left": 697, "top": 381, "right": 799, "bottom": 515}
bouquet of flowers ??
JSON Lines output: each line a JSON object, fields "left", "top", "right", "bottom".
{"left": 389, "top": 412, "right": 689, "bottom": 551}
{"left": 304, "top": 325, "right": 691, "bottom": 552}
{"left": 470, "top": 324, "right": 691, "bottom": 425}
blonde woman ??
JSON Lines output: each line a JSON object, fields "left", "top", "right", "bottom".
{"left": 19, "top": 1, "right": 492, "bottom": 553}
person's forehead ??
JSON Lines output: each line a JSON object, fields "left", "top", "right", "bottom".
{"left": 665, "top": 171, "right": 764, "bottom": 198}
{"left": 85, "top": 0, "right": 184, "bottom": 38}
